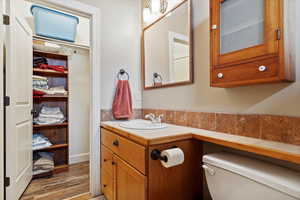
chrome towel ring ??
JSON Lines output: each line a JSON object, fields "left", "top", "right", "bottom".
{"left": 118, "top": 69, "right": 130, "bottom": 80}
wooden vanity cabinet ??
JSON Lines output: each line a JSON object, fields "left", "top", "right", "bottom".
{"left": 114, "top": 156, "right": 147, "bottom": 200}
{"left": 148, "top": 140, "right": 203, "bottom": 200}
{"left": 101, "top": 128, "right": 203, "bottom": 200}
{"left": 210, "top": 0, "right": 294, "bottom": 87}
{"left": 101, "top": 129, "right": 147, "bottom": 200}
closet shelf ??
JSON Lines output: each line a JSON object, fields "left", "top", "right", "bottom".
{"left": 33, "top": 122, "right": 69, "bottom": 129}
{"left": 33, "top": 144, "right": 68, "bottom": 151}
{"left": 33, "top": 95, "right": 68, "bottom": 101}
{"left": 33, "top": 35, "right": 90, "bottom": 50}
{"left": 33, "top": 68, "right": 68, "bottom": 77}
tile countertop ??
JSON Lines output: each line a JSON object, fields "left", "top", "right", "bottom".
{"left": 101, "top": 120, "right": 300, "bottom": 165}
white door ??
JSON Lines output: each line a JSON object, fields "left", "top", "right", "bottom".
{"left": 5, "top": 0, "right": 33, "bottom": 199}
{"left": 0, "top": 0, "right": 5, "bottom": 199}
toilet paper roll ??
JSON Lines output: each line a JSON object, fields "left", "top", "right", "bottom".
{"left": 160, "top": 148, "right": 185, "bottom": 168}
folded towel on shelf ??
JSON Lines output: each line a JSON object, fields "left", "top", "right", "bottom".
{"left": 33, "top": 75, "right": 49, "bottom": 90}
{"left": 33, "top": 89, "right": 46, "bottom": 97}
{"left": 33, "top": 56, "right": 48, "bottom": 67}
{"left": 34, "top": 106, "right": 66, "bottom": 125}
{"left": 32, "top": 134, "right": 52, "bottom": 150}
{"left": 39, "top": 113, "right": 65, "bottom": 119}
{"left": 39, "top": 64, "right": 66, "bottom": 73}
{"left": 33, "top": 152, "right": 54, "bottom": 175}
{"left": 33, "top": 86, "right": 67, "bottom": 96}
{"left": 33, "top": 75, "right": 48, "bottom": 81}
{"left": 34, "top": 117, "right": 65, "bottom": 125}
{"left": 48, "top": 86, "right": 68, "bottom": 95}
{"left": 40, "top": 106, "right": 62, "bottom": 115}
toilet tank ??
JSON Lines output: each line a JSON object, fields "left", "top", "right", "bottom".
{"left": 203, "top": 153, "right": 300, "bottom": 200}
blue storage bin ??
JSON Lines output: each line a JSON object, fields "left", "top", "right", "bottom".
{"left": 31, "top": 5, "right": 79, "bottom": 42}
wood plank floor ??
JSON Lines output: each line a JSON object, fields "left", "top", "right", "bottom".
{"left": 20, "top": 162, "right": 90, "bottom": 200}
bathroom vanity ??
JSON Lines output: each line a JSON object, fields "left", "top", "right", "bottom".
{"left": 100, "top": 121, "right": 300, "bottom": 200}
{"left": 100, "top": 127, "right": 203, "bottom": 200}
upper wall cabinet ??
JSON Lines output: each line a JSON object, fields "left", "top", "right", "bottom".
{"left": 210, "top": 0, "right": 295, "bottom": 88}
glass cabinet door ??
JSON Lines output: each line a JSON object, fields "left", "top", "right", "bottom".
{"left": 220, "top": 0, "right": 265, "bottom": 55}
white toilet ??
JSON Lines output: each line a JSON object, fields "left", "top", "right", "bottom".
{"left": 203, "top": 152, "right": 300, "bottom": 200}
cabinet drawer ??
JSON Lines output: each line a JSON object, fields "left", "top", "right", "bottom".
{"left": 101, "top": 145, "right": 114, "bottom": 176}
{"left": 101, "top": 128, "right": 146, "bottom": 174}
{"left": 102, "top": 171, "right": 114, "bottom": 200}
{"left": 212, "top": 57, "right": 279, "bottom": 87}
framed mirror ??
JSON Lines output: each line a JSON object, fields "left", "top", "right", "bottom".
{"left": 142, "top": 0, "right": 193, "bottom": 90}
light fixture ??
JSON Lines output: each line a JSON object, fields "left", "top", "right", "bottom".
{"left": 150, "top": 0, "right": 168, "bottom": 14}
{"left": 151, "top": 0, "right": 161, "bottom": 14}
{"left": 143, "top": 8, "right": 152, "bottom": 23}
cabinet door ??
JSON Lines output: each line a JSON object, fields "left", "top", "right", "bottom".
{"left": 101, "top": 145, "right": 115, "bottom": 200}
{"left": 114, "top": 156, "right": 146, "bottom": 200}
{"left": 211, "top": 0, "right": 281, "bottom": 67}
{"left": 148, "top": 140, "right": 202, "bottom": 200}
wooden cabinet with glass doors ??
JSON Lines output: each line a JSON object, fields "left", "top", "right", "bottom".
{"left": 210, "top": 0, "right": 294, "bottom": 87}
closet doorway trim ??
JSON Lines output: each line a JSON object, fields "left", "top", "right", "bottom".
{"left": 29, "top": 0, "right": 101, "bottom": 197}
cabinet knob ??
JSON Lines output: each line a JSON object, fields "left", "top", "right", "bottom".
{"left": 113, "top": 140, "right": 119, "bottom": 147}
{"left": 217, "top": 73, "right": 224, "bottom": 79}
{"left": 103, "top": 184, "right": 107, "bottom": 188}
{"left": 258, "top": 65, "right": 267, "bottom": 72}
{"left": 112, "top": 161, "right": 116, "bottom": 165}
{"left": 103, "top": 159, "right": 107, "bottom": 162}
{"left": 211, "top": 24, "right": 218, "bottom": 30}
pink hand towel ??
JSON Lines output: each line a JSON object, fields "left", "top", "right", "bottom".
{"left": 113, "top": 80, "right": 133, "bottom": 120}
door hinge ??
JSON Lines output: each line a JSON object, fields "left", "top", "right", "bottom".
{"left": 276, "top": 29, "right": 281, "bottom": 40}
{"left": 4, "top": 96, "right": 10, "bottom": 106}
{"left": 4, "top": 177, "right": 10, "bottom": 187}
{"left": 3, "top": 15, "right": 10, "bottom": 25}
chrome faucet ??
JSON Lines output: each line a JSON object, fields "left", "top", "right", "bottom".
{"left": 145, "top": 113, "right": 164, "bottom": 124}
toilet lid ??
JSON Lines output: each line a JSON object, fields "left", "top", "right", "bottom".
{"left": 203, "top": 152, "right": 300, "bottom": 199}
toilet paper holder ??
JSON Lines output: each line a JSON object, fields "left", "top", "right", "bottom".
{"left": 151, "top": 146, "right": 178, "bottom": 162}
{"left": 151, "top": 149, "right": 168, "bottom": 162}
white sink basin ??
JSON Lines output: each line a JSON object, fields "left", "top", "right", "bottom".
{"left": 119, "top": 120, "right": 168, "bottom": 130}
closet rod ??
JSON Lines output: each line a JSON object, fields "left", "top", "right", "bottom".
{"left": 33, "top": 35, "right": 91, "bottom": 51}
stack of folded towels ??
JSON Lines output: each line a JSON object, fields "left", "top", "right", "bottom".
{"left": 32, "top": 134, "right": 52, "bottom": 150}
{"left": 34, "top": 106, "right": 66, "bottom": 125}
{"left": 33, "top": 75, "right": 49, "bottom": 90}
{"left": 33, "top": 152, "right": 54, "bottom": 175}
{"left": 33, "top": 75, "right": 68, "bottom": 96}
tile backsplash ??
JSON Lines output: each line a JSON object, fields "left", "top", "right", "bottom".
{"left": 101, "top": 109, "right": 142, "bottom": 121}
{"left": 142, "top": 109, "right": 300, "bottom": 146}
{"left": 100, "top": 108, "right": 300, "bottom": 146}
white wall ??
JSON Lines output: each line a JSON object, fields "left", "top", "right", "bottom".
{"left": 143, "top": 0, "right": 300, "bottom": 117}
{"left": 77, "top": 0, "right": 142, "bottom": 110}
{"left": 69, "top": 48, "right": 90, "bottom": 164}
{"left": 24, "top": 1, "right": 90, "bottom": 47}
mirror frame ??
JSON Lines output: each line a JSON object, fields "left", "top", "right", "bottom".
{"left": 142, "top": 0, "right": 193, "bottom": 90}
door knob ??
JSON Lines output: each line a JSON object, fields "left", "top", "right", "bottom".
{"left": 113, "top": 140, "right": 119, "bottom": 147}
{"left": 217, "top": 73, "right": 224, "bottom": 79}
{"left": 258, "top": 65, "right": 267, "bottom": 72}
{"left": 31, "top": 109, "right": 37, "bottom": 116}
